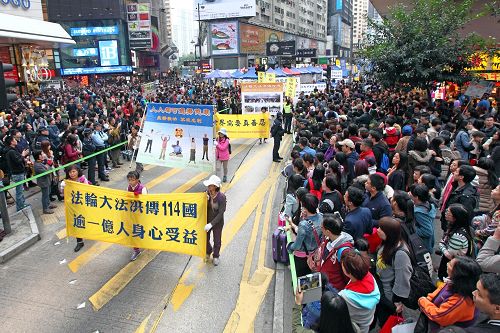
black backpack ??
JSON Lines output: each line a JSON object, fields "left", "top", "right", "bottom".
{"left": 400, "top": 222, "right": 433, "bottom": 276}
{"left": 392, "top": 246, "right": 435, "bottom": 310}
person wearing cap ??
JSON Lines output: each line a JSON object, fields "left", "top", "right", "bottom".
{"left": 395, "top": 125, "right": 413, "bottom": 154}
{"left": 215, "top": 128, "right": 230, "bottom": 183}
{"left": 339, "top": 138, "right": 359, "bottom": 186}
{"left": 203, "top": 175, "right": 227, "bottom": 266}
{"left": 34, "top": 126, "right": 50, "bottom": 150}
{"left": 271, "top": 112, "right": 285, "bottom": 162}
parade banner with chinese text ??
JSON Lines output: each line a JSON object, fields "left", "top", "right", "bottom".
{"left": 214, "top": 113, "right": 270, "bottom": 139}
{"left": 137, "top": 103, "right": 214, "bottom": 172}
{"left": 65, "top": 181, "right": 207, "bottom": 257}
{"left": 241, "top": 82, "right": 284, "bottom": 115}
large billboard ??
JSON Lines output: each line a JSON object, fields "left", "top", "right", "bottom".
{"left": 209, "top": 21, "right": 239, "bottom": 56}
{"left": 240, "top": 23, "right": 284, "bottom": 55}
{"left": 241, "top": 83, "right": 284, "bottom": 116}
{"left": 266, "top": 41, "right": 296, "bottom": 56}
{"left": 127, "top": 2, "right": 152, "bottom": 49}
{"left": 99, "top": 40, "right": 119, "bottom": 66}
{"left": 194, "top": 0, "right": 256, "bottom": 21}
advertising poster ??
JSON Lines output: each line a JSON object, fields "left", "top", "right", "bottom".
{"left": 0, "top": 47, "right": 18, "bottom": 82}
{"left": 300, "top": 83, "right": 327, "bottom": 95}
{"left": 215, "top": 113, "right": 270, "bottom": 139}
{"left": 266, "top": 41, "right": 296, "bottom": 56}
{"left": 240, "top": 23, "right": 284, "bottom": 54}
{"left": 136, "top": 103, "right": 214, "bottom": 172}
{"left": 98, "top": 40, "right": 119, "bottom": 66}
{"left": 209, "top": 21, "right": 239, "bottom": 56}
{"left": 127, "top": 2, "right": 152, "bottom": 49}
{"left": 194, "top": 0, "right": 256, "bottom": 21}
{"left": 65, "top": 181, "right": 207, "bottom": 257}
{"left": 241, "top": 82, "right": 284, "bottom": 115}
{"left": 464, "top": 81, "right": 495, "bottom": 98}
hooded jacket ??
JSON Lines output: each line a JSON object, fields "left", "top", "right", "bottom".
{"left": 414, "top": 202, "right": 437, "bottom": 252}
{"left": 318, "top": 231, "right": 354, "bottom": 290}
{"left": 473, "top": 166, "right": 495, "bottom": 212}
{"left": 339, "top": 272, "right": 381, "bottom": 333}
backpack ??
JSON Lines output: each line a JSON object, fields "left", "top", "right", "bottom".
{"left": 380, "top": 153, "right": 390, "bottom": 173}
{"left": 392, "top": 246, "right": 435, "bottom": 310}
{"left": 307, "top": 178, "right": 323, "bottom": 200}
{"left": 400, "top": 222, "right": 433, "bottom": 276}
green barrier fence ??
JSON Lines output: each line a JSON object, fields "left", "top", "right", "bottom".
{"left": 0, "top": 141, "right": 128, "bottom": 193}
{"left": 286, "top": 220, "right": 298, "bottom": 294}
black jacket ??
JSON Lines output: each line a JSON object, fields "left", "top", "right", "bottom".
{"left": 271, "top": 119, "right": 285, "bottom": 139}
{"left": 5, "top": 146, "right": 26, "bottom": 175}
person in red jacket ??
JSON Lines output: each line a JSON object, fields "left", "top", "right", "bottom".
{"left": 318, "top": 212, "right": 354, "bottom": 290}
{"left": 359, "top": 138, "right": 376, "bottom": 161}
{"left": 61, "top": 134, "right": 81, "bottom": 165}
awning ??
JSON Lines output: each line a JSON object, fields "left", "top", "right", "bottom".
{"left": 0, "top": 13, "right": 75, "bottom": 48}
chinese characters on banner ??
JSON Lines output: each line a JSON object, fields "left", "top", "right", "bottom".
{"left": 257, "top": 72, "right": 276, "bottom": 83}
{"left": 214, "top": 113, "right": 270, "bottom": 139}
{"left": 241, "top": 82, "right": 284, "bottom": 115}
{"left": 136, "top": 103, "right": 215, "bottom": 172}
{"left": 65, "top": 181, "right": 207, "bottom": 257}
{"left": 285, "top": 77, "right": 297, "bottom": 99}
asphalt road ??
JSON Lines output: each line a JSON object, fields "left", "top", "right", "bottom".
{"left": 0, "top": 136, "right": 294, "bottom": 333}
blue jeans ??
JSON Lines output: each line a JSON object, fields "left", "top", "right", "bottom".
{"left": 11, "top": 173, "right": 26, "bottom": 211}
{"left": 41, "top": 186, "right": 50, "bottom": 211}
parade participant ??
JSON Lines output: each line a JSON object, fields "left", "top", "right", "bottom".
{"left": 127, "top": 171, "right": 148, "bottom": 261}
{"left": 259, "top": 106, "right": 269, "bottom": 144}
{"left": 271, "top": 112, "right": 285, "bottom": 162}
{"left": 215, "top": 128, "right": 230, "bottom": 183}
{"left": 283, "top": 98, "right": 293, "bottom": 134}
{"left": 60, "top": 165, "right": 90, "bottom": 252}
{"left": 203, "top": 175, "right": 226, "bottom": 266}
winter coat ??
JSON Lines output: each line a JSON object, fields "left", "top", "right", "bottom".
{"left": 408, "top": 150, "right": 433, "bottom": 184}
{"left": 454, "top": 130, "right": 473, "bottom": 160}
{"left": 317, "top": 232, "right": 354, "bottom": 290}
{"left": 476, "top": 235, "right": 500, "bottom": 273}
{"left": 394, "top": 136, "right": 411, "bottom": 154}
{"left": 414, "top": 202, "right": 437, "bottom": 252}
{"left": 473, "top": 166, "right": 495, "bottom": 212}
{"left": 215, "top": 138, "right": 230, "bottom": 161}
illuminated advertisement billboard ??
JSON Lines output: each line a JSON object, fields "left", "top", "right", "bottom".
{"left": 72, "top": 48, "right": 98, "bottom": 57}
{"left": 70, "top": 26, "right": 119, "bottom": 37}
{"left": 98, "top": 40, "right": 119, "bottom": 66}
{"left": 194, "top": 0, "right": 256, "bottom": 20}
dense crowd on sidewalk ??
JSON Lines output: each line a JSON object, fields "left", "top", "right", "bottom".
{"left": 0, "top": 75, "right": 240, "bottom": 215}
{"left": 281, "top": 82, "right": 500, "bottom": 333}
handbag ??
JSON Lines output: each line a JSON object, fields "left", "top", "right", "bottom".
{"left": 305, "top": 220, "right": 322, "bottom": 272}
{"left": 380, "top": 314, "right": 404, "bottom": 333}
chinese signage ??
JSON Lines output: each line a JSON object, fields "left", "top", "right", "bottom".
{"left": 194, "top": 0, "right": 256, "bottom": 21}
{"left": 210, "top": 21, "right": 239, "bottom": 56}
{"left": 70, "top": 26, "right": 119, "bottom": 37}
{"left": 477, "top": 72, "right": 500, "bottom": 81}
{"left": 285, "top": 77, "right": 298, "bottom": 99}
{"left": 257, "top": 72, "right": 276, "bottom": 83}
{"left": 65, "top": 181, "right": 207, "bottom": 257}
{"left": 60, "top": 66, "right": 132, "bottom": 76}
{"left": 72, "top": 48, "right": 98, "bottom": 57}
{"left": 240, "top": 23, "right": 284, "bottom": 54}
{"left": 98, "top": 40, "right": 119, "bottom": 66}
{"left": 241, "top": 82, "right": 284, "bottom": 115}
{"left": 266, "top": 41, "right": 296, "bottom": 56}
{"left": 296, "top": 49, "right": 316, "bottom": 57}
{"left": 215, "top": 113, "right": 270, "bottom": 139}
{"left": 136, "top": 103, "right": 214, "bottom": 172}
{"left": 464, "top": 80, "right": 495, "bottom": 98}
{"left": 127, "top": 2, "right": 152, "bottom": 49}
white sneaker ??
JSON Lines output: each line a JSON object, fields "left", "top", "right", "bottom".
{"left": 213, "top": 258, "right": 220, "bottom": 266}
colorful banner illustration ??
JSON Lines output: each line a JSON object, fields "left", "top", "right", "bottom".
{"left": 137, "top": 103, "right": 214, "bottom": 172}
{"left": 241, "top": 82, "right": 284, "bottom": 115}
{"left": 65, "top": 181, "right": 207, "bottom": 257}
{"left": 214, "top": 113, "right": 270, "bottom": 139}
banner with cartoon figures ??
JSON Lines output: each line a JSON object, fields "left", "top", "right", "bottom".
{"left": 241, "top": 82, "right": 284, "bottom": 115}
{"left": 214, "top": 113, "right": 270, "bottom": 139}
{"left": 137, "top": 103, "right": 214, "bottom": 172}
{"left": 65, "top": 181, "right": 207, "bottom": 257}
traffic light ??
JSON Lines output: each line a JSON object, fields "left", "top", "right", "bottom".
{"left": 0, "top": 62, "right": 17, "bottom": 111}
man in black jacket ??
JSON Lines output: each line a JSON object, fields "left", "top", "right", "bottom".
{"left": 369, "top": 130, "right": 390, "bottom": 173}
{"left": 4, "top": 135, "right": 30, "bottom": 211}
{"left": 271, "top": 112, "right": 285, "bottom": 162}
{"left": 440, "top": 165, "right": 478, "bottom": 231}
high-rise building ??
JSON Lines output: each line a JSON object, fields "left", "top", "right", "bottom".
{"left": 172, "top": 7, "right": 195, "bottom": 57}
{"left": 327, "top": 0, "right": 353, "bottom": 60}
{"left": 352, "top": 0, "right": 381, "bottom": 48}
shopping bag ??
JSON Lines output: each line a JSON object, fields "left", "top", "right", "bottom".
{"left": 392, "top": 321, "right": 417, "bottom": 333}
{"left": 380, "top": 315, "right": 404, "bottom": 333}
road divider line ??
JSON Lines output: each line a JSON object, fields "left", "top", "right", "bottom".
{"left": 68, "top": 242, "right": 113, "bottom": 273}
{"left": 258, "top": 182, "right": 276, "bottom": 269}
{"left": 144, "top": 168, "right": 181, "bottom": 189}
{"left": 241, "top": 200, "right": 263, "bottom": 282}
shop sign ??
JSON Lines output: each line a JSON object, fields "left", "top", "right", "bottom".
{"left": 296, "top": 49, "right": 316, "bottom": 57}
{"left": 1, "top": 0, "right": 30, "bottom": 10}
{"left": 266, "top": 41, "right": 296, "bottom": 56}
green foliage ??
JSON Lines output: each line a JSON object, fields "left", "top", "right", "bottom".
{"left": 360, "top": 0, "right": 494, "bottom": 88}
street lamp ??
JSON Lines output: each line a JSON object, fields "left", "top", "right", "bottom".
{"left": 196, "top": 4, "right": 204, "bottom": 62}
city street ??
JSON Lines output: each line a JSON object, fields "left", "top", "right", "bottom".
{"left": 0, "top": 136, "right": 294, "bottom": 333}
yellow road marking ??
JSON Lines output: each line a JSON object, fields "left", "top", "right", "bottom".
{"left": 56, "top": 228, "right": 67, "bottom": 239}
{"left": 223, "top": 183, "right": 278, "bottom": 332}
{"left": 68, "top": 242, "right": 113, "bottom": 273}
{"left": 135, "top": 314, "right": 151, "bottom": 333}
{"left": 87, "top": 172, "right": 208, "bottom": 311}
{"left": 144, "top": 164, "right": 156, "bottom": 171}
{"left": 144, "top": 168, "right": 181, "bottom": 189}
{"left": 241, "top": 200, "right": 263, "bottom": 282}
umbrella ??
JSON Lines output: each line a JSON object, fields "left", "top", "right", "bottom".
{"left": 284, "top": 67, "right": 301, "bottom": 75}
{"left": 231, "top": 69, "right": 244, "bottom": 78}
{"left": 266, "top": 67, "right": 276, "bottom": 74}
{"left": 295, "top": 67, "right": 312, "bottom": 74}
{"left": 205, "top": 69, "right": 230, "bottom": 79}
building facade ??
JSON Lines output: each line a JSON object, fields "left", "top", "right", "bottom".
{"left": 327, "top": 0, "right": 353, "bottom": 60}
{"left": 352, "top": 0, "right": 381, "bottom": 48}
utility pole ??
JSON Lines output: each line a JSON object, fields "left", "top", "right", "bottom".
{"left": 197, "top": 4, "right": 203, "bottom": 63}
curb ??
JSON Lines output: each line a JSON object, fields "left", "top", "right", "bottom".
{"left": 0, "top": 206, "right": 40, "bottom": 263}
{"left": 273, "top": 263, "right": 286, "bottom": 333}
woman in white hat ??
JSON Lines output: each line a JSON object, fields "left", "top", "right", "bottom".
{"left": 203, "top": 175, "right": 227, "bottom": 266}
{"left": 216, "top": 128, "right": 230, "bottom": 182}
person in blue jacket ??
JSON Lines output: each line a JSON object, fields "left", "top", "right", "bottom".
{"left": 453, "top": 119, "right": 474, "bottom": 160}
{"left": 362, "top": 173, "right": 392, "bottom": 227}
{"left": 344, "top": 186, "right": 373, "bottom": 240}
{"left": 410, "top": 184, "right": 437, "bottom": 252}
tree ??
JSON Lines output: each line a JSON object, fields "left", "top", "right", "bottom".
{"left": 359, "top": 0, "right": 495, "bottom": 89}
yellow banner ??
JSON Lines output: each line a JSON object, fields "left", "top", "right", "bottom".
{"left": 215, "top": 113, "right": 270, "bottom": 138}
{"left": 258, "top": 72, "right": 266, "bottom": 83}
{"left": 285, "top": 77, "right": 297, "bottom": 98}
{"left": 266, "top": 73, "right": 276, "bottom": 83}
{"left": 65, "top": 181, "right": 207, "bottom": 257}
